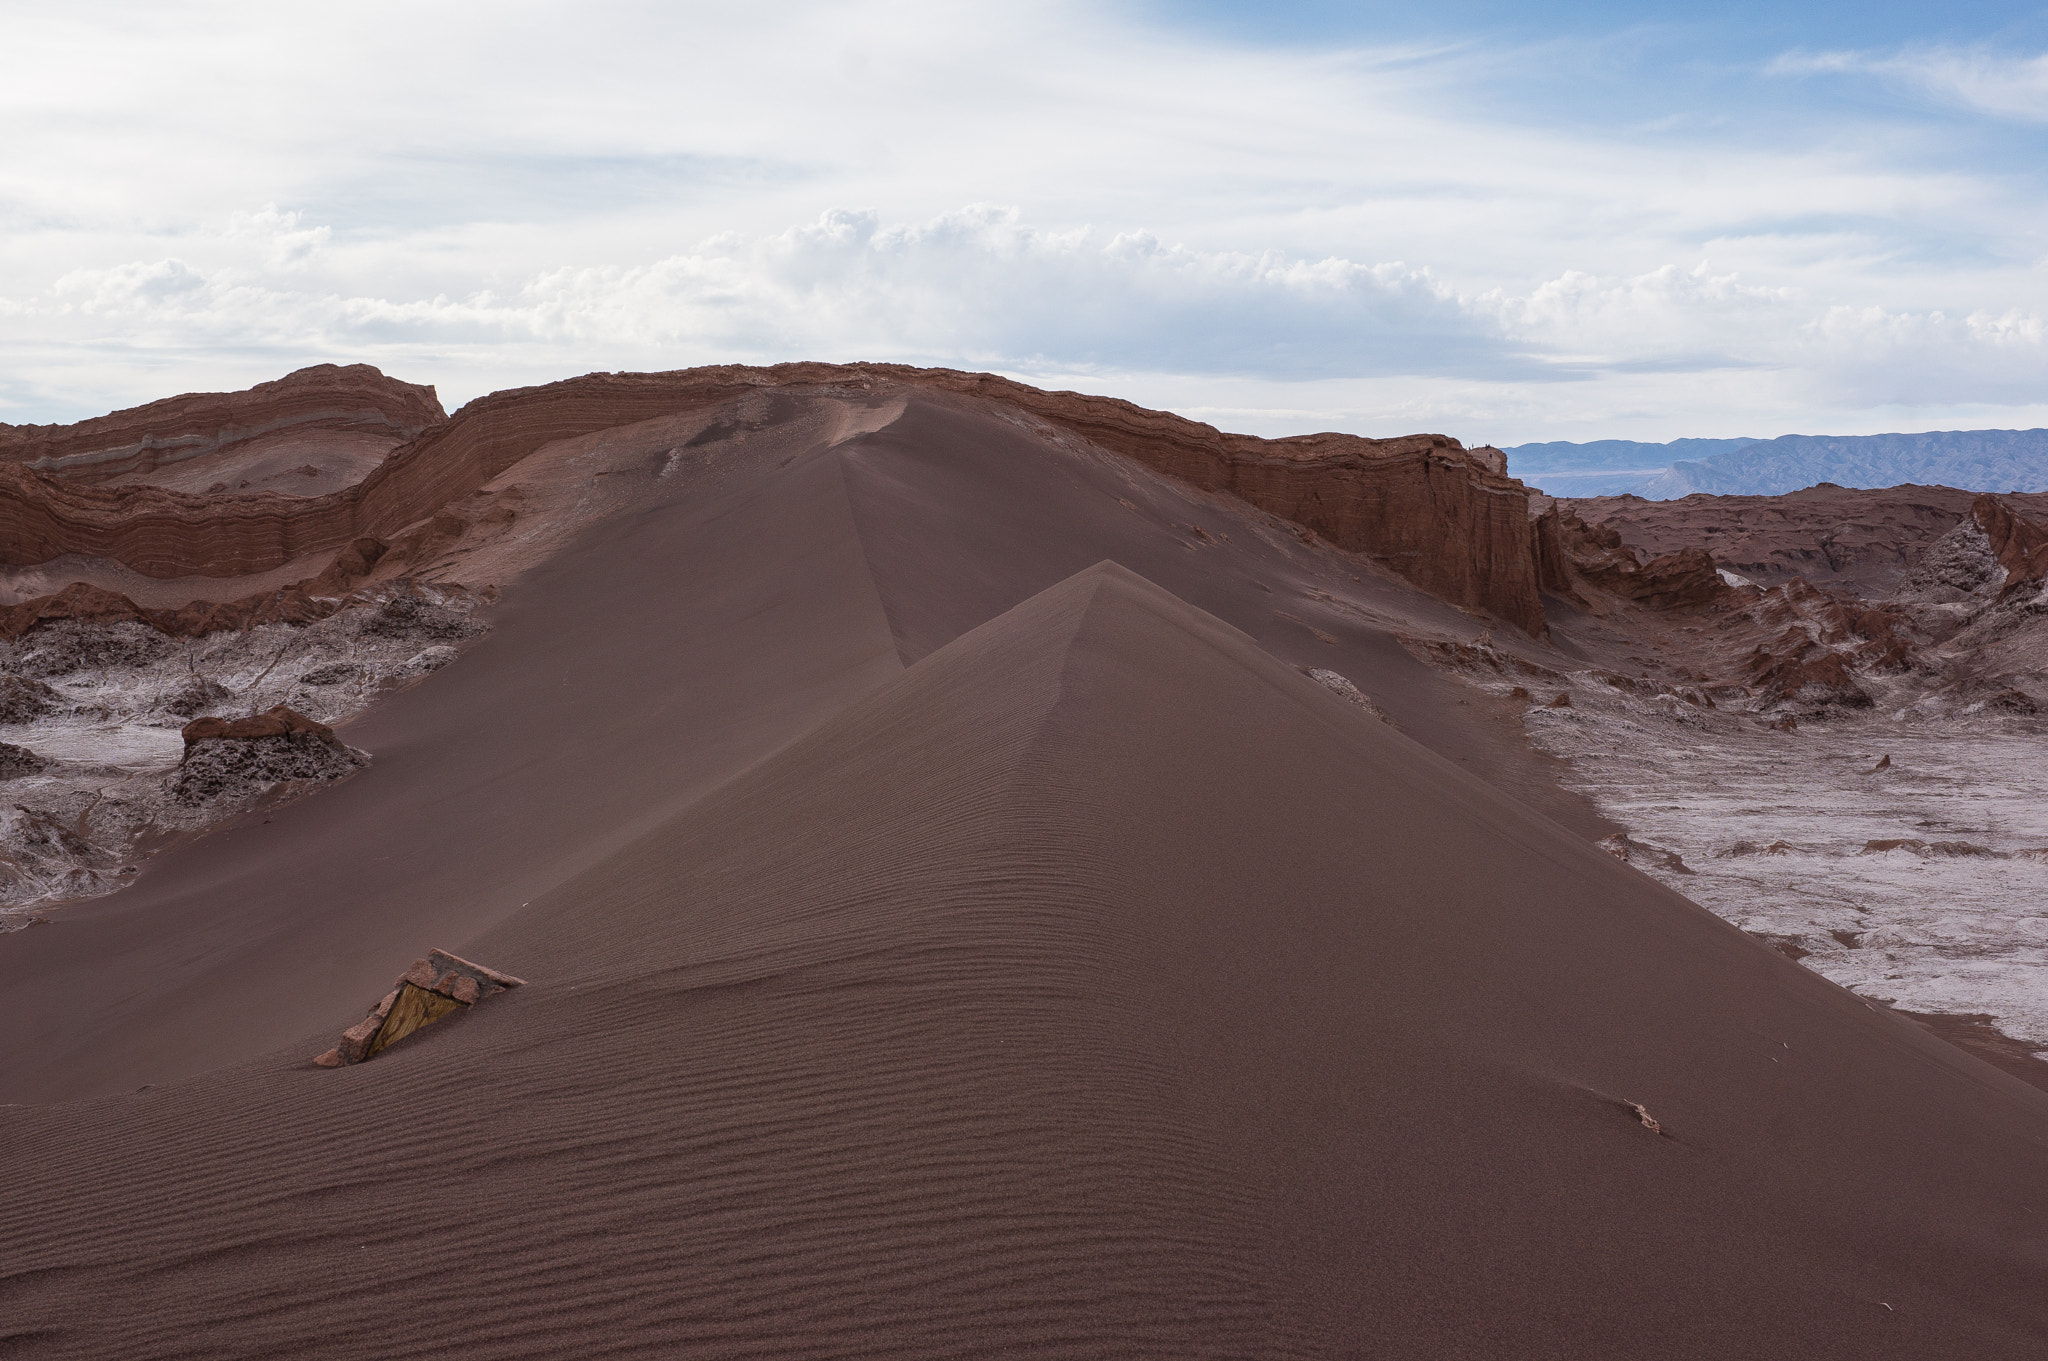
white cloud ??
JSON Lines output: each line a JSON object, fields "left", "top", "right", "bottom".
{"left": 0, "top": 1, "right": 2045, "bottom": 444}
{"left": 10, "top": 204, "right": 2042, "bottom": 445}
{"left": 1773, "top": 46, "right": 2048, "bottom": 123}
{"left": 6, "top": 207, "right": 1514, "bottom": 375}
{"left": 225, "top": 206, "right": 331, "bottom": 270}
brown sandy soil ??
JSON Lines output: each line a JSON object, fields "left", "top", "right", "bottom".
{"left": 1900, "top": 1011, "right": 2048, "bottom": 1095}
{"left": 0, "top": 392, "right": 1588, "bottom": 1099}
{"left": 1, "top": 395, "right": 2045, "bottom": 1357}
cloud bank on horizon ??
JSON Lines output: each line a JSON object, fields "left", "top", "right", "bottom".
{"left": 1, "top": 0, "right": 2045, "bottom": 446}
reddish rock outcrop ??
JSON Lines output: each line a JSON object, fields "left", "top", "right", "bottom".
{"left": 324, "top": 365, "right": 1545, "bottom": 630}
{"left": 1753, "top": 579, "right": 1917, "bottom": 671}
{"left": 1531, "top": 503, "right": 1731, "bottom": 611}
{"left": 910, "top": 376, "right": 1541, "bottom": 631}
{"left": 180, "top": 705, "right": 339, "bottom": 750}
{"left": 1563, "top": 485, "right": 2048, "bottom": 593}
{"left": 1743, "top": 636, "right": 1873, "bottom": 711}
{"left": 1974, "top": 495, "right": 2048, "bottom": 597}
{"left": 0, "top": 364, "right": 1550, "bottom": 633}
{"left": 171, "top": 704, "right": 371, "bottom": 807}
{"left": 0, "top": 364, "right": 444, "bottom": 483}
{"left": 1728, "top": 579, "right": 1926, "bottom": 710}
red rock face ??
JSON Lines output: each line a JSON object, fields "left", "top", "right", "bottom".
{"left": 181, "top": 705, "right": 340, "bottom": 748}
{"left": 327, "top": 365, "right": 1548, "bottom": 631}
{"left": 1974, "top": 494, "right": 2048, "bottom": 596}
{"left": 881, "top": 369, "right": 1543, "bottom": 631}
{"left": 1563, "top": 485, "right": 2048, "bottom": 593}
{"left": 1530, "top": 504, "right": 1731, "bottom": 611}
{"left": 0, "top": 363, "right": 1551, "bottom": 634}
{"left": 0, "top": 364, "right": 444, "bottom": 483}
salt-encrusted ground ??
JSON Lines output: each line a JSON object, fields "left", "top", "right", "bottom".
{"left": 1518, "top": 681, "right": 2048, "bottom": 1049}
{"left": 0, "top": 585, "right": 484, "bottom": 922}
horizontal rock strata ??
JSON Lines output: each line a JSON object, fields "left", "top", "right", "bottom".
{"left": 0, "top": 364, "right": 443, "bottom": 483}
{"left": 0, "top": 538, "right": 391, "bottom": 640}
{"left": 0, "top": 364, "right": 1549, "bottom": 632}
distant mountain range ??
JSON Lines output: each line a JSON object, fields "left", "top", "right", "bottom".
{"left": 1504, "top": 429, "right": 2048, "bottom": 499}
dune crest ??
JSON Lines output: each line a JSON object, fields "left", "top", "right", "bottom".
{"left": 5, "top": 561, "right": 2045, "bottom": 1356}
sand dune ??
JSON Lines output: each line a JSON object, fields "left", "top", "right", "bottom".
{"left": 0, "top": 394, "right": 1560, "bottom": 1102}
{"left": 3, "top": 392, "right": 2046, "bottom": 1356}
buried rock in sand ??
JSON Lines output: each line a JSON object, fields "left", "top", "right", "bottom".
{"left": 316, "top": 949, "right": 526, "bottom": 1066}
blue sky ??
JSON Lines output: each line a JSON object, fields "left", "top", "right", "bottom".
{"left": 2, "top": 0, "right": 2045, "bottom": 445}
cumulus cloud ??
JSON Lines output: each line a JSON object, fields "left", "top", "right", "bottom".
{"left": 225, "top": 206, "right": 331, "bottom": 270}
{"left": 12, "top": 204, "right": 2043, "bottom": 438}
{"left": 7, "top": 207, "right": 1525, "bottom": 376}
{"left": 506, "top": 208, "right": 1532, "bottom": 378}
{"left": 2, "top": 0, "right": 2046, "bottom": 442}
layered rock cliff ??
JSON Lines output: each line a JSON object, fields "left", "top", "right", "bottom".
{"left": 0, "top": 364, "right": 444, "bottom": 483}
{"left": 0, "top": 363, "right": 1552, "bottom": 634}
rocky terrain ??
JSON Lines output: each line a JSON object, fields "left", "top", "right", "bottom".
{"left": 5, "top": 363, "right": 2046, "bottom": 1357}
{"left": 0, "top": 583, "right": 481, "bottom": 916}
{"left": 1565, "top": 483, "right": 2048, "bottom": 591}
{"left": 1407, "top": 488, "right": 2048, "bottom": 1065}
{"left": 3, "top": 361, "right": 2044, "bottom": 1058}
{"left": 0, "top": 363, "right": 444, "bottom": 492}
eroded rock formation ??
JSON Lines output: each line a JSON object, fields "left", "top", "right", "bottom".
{"left": 1975, "top": 494, "right": 2048, "bottom": 598}
{"left": 0, "top": 364, "right": 1549, "bottom": 633}
{"left": 0, "top": 364, "right": 443, "bottom": 484}
{"left": 172, "top": 705, "right": 368, "bottom": 807}
{"left": 0, "top": 537, "right": 393, "bottom": 641}
{"left": 1563, "top": 484, "right": 2048, "bottom": 593}
{"left": 1531, "top": 502, "right": 1731, "bottom": 611}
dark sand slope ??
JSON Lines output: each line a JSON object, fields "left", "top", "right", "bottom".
{"left": 833, "top": 399, "right": 1571, "bottom": 813}
{"left": 6, "top": 564, "right": 2047, "bottom": 1358}
{"left": 0, "top": 393, "right": 1591, "bottom": 1102}
{"left": 0, "top": 418, "right": 905, "bottom": 1101}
